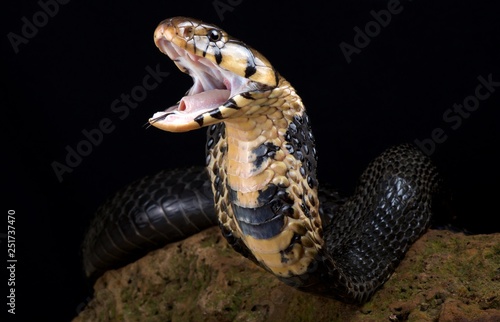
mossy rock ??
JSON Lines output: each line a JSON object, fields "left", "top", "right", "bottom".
{"left": 74, "top": 228, "right": 500, "bottom": 322}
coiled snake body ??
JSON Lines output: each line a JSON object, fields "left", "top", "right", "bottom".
{"left": 83, "top": 17, "right": 440, "bottom": 303}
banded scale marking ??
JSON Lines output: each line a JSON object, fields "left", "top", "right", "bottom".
{"left": 193, "top": 91, "right": 270, "bottom": 128}
{"left": 204, "top": 77, "right": 325, "bottom": 277}
{"left": 229, "top": 184, "right": 294, "bottom": 239}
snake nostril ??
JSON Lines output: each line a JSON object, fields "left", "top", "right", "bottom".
{"left": 181, "top": 26, "right": 194, "bottom": 39}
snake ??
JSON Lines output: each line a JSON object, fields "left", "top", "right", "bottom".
{"left": 82, "top": 17, "right": 441, "bottom": 304}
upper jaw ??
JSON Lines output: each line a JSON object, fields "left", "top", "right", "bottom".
{"left": 149, "top": 35, "right": 255, "bottom": 132}
{"left": 156, "top": 37, "right": 254, "bottom": 99}
{"left": 161, "top": 39, "right": 228, "bottom": 94}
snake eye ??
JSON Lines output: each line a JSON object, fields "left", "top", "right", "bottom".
{"left": 207, "top": 29, "right": 222, "bottom": 42}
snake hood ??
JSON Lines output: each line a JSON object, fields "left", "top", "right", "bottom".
{"left": 151, "top": 17, "right": 278, "bottom": 132}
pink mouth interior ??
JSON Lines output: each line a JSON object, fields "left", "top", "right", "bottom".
{"left": 171, "top": 89, "right": 230, "bottom": 113}
{"left": 151, "top": 34, "right": 252, "bottom": 130}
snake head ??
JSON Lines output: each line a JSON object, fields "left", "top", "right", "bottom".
{"left": 149, "top": 17, "right": 278, "bottom": 132}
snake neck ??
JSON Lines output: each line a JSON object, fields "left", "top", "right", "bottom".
{"left": 206, "top": 77, "right": 325, "bottom": 277}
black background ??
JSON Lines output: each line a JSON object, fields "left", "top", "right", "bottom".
{"left": 3, "top": 0, "right": 499, "bottom": 320}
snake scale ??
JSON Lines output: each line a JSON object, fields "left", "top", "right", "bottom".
{"left": 82, "top": 17, "right": 441, "bottom": 303}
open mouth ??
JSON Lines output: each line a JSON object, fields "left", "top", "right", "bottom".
{"left": 150, "top": 38, "right": 254, "bottom": 132}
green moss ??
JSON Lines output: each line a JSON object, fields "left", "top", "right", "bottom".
{"left": 485, "top": 242, "right": 500, "bottom": 262}
{"left": 199, "top": 234, "right": 220, "bottom": 248}
{"left": 75, "top": 229, "right": 500, "bottom": 322}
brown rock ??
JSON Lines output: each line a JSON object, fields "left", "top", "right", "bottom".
{"left": 74, "top": 229, "right": 500, "bottom": 322}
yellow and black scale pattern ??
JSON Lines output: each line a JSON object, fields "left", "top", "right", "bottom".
{"left": 205, "top": 78, "right": 324, "bottom": 279}
{"left": 82, "top": 17, "right": 442, "bottom": 304}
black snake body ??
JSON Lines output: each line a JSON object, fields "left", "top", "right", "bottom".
{"left": 82, "top": 17, "right": 441, "bottom": 303}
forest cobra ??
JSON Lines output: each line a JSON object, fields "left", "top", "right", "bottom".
{"left": 82, "top": 17, "right": 441, "bottom": 303}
